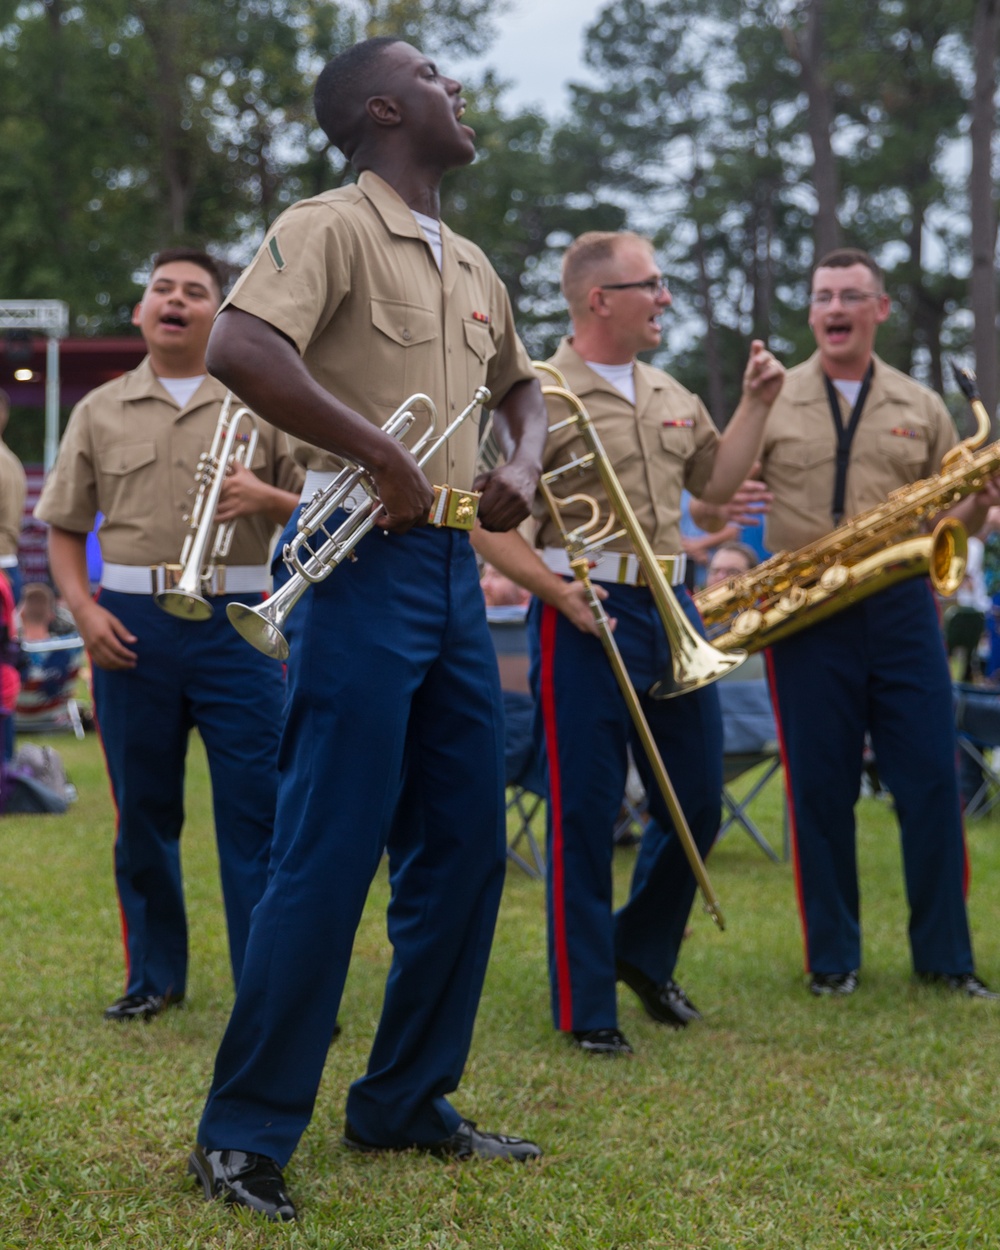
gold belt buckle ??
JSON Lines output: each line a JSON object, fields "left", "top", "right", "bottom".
{"left": 427, "top": 485, "right": 480, "bottom": 530}
{"left": 633, "top": 556, "right": 673, "bottom": 588}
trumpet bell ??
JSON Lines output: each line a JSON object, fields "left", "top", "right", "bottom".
{"left": 154, "top": 588, "right": 214, "bottom": 622}
{"left": 227, "top": 601, "right": 290, "bottom": 662}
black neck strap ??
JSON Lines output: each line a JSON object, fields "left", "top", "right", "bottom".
{"left": 824, "top": 363, "right": 873, "bottom": 526}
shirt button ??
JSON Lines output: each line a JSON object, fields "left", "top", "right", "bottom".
{"left": 401, "top": 329, "right": 411, "bottom": 341}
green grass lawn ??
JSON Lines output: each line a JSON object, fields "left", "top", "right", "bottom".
{"left": 1, "top": 734, "right": 999, "bottom": 1248}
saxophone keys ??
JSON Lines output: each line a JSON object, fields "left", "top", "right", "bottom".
{"left": 819, "top": 564, "right": 851, "bottom": 591}
{"left": 732, "top": 608, "right": 764, "bottom": 637}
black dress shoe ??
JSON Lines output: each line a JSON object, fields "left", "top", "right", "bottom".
{"left": 343, "top": 1118, "right": 542, "bottom": 1161}
{"left": 917, "top": 971, "right": 999, "bottom": 999}
{"left": 616, "top": 959, "right": 701, "bottom": 1027}
{"left": 809, "top": 970, "right": 859, "bottom": 996}
{"left": 103, "top": 992, "right": 182, "bottom": 1021}
{"left": 572, "top": 1027, "right": 634, "bottom": 1056}
{"left": 188, "top": 1145, "right": 296, "bottom": 1222}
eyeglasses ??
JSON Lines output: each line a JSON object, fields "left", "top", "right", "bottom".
{"left": 809, "top": 289, "right": 882, "bottom": 308}
{"left": 599, "top": 277, "right": 669, "bottom": 295}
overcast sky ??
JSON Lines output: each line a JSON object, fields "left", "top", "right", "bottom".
{"left": 452, "top": 0, "right": 607, "bottom": 118}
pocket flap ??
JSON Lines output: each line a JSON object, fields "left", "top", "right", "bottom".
{"left": 103, "top": 441, "right": 157, "bottom": 477}
{"left": 371, "top": 299, "right": 437, "bottom": 348}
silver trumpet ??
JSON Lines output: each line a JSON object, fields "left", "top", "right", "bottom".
{"left": 155, "top": 392, "right": 259, "bottom": 621}
{"left": 227, "top": 386, "right": 491, "bottom": 660}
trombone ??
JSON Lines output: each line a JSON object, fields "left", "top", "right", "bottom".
{"left": 227, "top": 387, "right": 491, "bottom": 661}
{"left": 536, "top": 366, "right": 736, "bottom": 928}
{"left": 155, "top": 391, "right": 259, "bottom": 621}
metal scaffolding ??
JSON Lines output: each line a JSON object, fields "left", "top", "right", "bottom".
{"left": 1, "top": 300, "right": 70, "bottom": 471}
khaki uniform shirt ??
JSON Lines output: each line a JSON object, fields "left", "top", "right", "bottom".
{"left": 532, "top": 338, "right": 720, "bottom": 555}
{"left": 759, "top": 351, "right": 958, "bottom": 553}
{"left": 222, "top": 170, "right": 536, "bottom": 491}
{"left": 0, "top": 438, "right": 27, "bottom": 559}
{"left": 34, "top": 359, "right": 303, "bottom": 566}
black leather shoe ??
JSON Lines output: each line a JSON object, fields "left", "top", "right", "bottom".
{"left": 616, "top": 959, "right": 701, "bottom": 1027}
{"left": 103, "top": 992, "right": 182, "bottom": 1021}
{"left": 809, "top": 970, "right": 859, "bottom": 996}
{"left": 917, "top": 971, "right": 999, "bottom": 999}
{"left": 572, "top": 1027, "right": 634, "bottom": 1056}
{"left": 343, "top": 1118, "right": 542, "bottom": 1161}
{"left": 188, "top": 1145, "right": 296, "bottom": 1222}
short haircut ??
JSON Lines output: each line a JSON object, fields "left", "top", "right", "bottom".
{"left": 151, "top": 247, "right": 224, "bottom": 299}
{"left": 813, "top": 248, "right": 884, "bottom": 290}
{"left": 710, "top": 541, "right": 759, "bottom": 573}
{"left": 19, "top": 582, "right": 55, "bottom": 621}
{"left": 561, "top": 231, "right": 653, "bottom": 315}
{"left": 314, "top": 37, "right": 402, "bottom": 160}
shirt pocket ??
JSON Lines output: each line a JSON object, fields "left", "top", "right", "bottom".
{"left": 767, "top": 438, "right": 836, "bottom": 472}
{"left": 657, "top": 423, "right": 695, "bottom": 462}
{"left": 366, "top": 299, "right": 438, "bottom": 407}
{"left": 876, "top": 429, "right": 929, "bottom": 473}
{"left": 100, "top": 441, "right": 158, "bottom": 521}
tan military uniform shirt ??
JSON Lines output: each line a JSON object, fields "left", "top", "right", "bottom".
{"left": 222, "top": 170, "right": 536, "bottom": 491}
{"left": 34, "top": 359, "right": 303, "bottom": 566}
{"left": 759, "top": 351, "right": 957, "bottom": 553}
{"left": 532, "top": 338, "right": 720, "bottom": 555}
{"left": 0, "top": 438, "right": 27, "bottom": 560}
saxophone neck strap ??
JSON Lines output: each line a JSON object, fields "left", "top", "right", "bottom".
{"left": 824, "top": 362, "right": 874, "bottom": 526}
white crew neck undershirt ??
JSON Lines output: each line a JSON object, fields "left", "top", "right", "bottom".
{"left": 158, "top": 375, "right": 205, "bottom": 409}
{"left": 832, "top": 378, "right": 863, "bottom": 406}
{"left": 412, "top": 211, "right": 443, "bottom": 271}
{"left": 585, "top": 360, "right": 636, "bottom": 405}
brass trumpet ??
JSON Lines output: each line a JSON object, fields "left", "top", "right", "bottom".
{"left": 155, "top": 392, "right": 259, "bottom": 621}
{"left": 537, "top": 371, "right": 732, "bottom": 929}
{"left": 227, "top": 387, "right": 491, "bottom": 661}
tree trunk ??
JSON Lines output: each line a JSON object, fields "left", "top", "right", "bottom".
{"left": 970, "top": 0, "right": 999, "bottom": 430}
{"left": 781, "top": 0, "right": 841, "bottom": 259}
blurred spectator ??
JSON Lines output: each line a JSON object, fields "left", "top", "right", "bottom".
{"left": 0, "top": 572, "right": 19, "bottom": 762}
{"left": 481, "top": 562, "right": 530, "bottom": 608}
{"left": 18, "top": 582, "right": 57, "bottom": 642}
{"left": 706, "top": 541, "right": 758, "bottom": 588}
{"left": 0, "top": 388, "right": 27, "bottom": 604}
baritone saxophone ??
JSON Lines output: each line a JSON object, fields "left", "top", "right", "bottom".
{"left": 695, "top": 361, "right": 995, "bottom": 652}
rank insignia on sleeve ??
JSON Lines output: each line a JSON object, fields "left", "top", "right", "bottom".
{"left": 662, "top": 418, "right": 694, "bottom": 428}
{"left": 267, "top": 236, "right": 286, "bottom": 272}
{"left": 471, "top": 311, "right": 490, "bottom": 324}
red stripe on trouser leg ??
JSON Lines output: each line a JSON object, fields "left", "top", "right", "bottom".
{"left": 539, "top": 602, "right": 573, "bottom": 1030}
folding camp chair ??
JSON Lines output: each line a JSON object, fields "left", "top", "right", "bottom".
{"left": 14, "top": 635, "right": 86, "bottom": 739}
{"left": 717, "top": 653, "right": 786, "bottom": 862}
{"left": 488, "top": 605, "right": 546, "bottom": 877}
{"left": 954, "top": 682, "right": 1000, "bottom": 820}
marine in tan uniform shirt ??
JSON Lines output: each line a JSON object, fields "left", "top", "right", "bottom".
{"left": 35, "top": 248, "right": 303, "bottom": 1025}
{"left": 757, "top": 246, "right": 997, "bottom": 1000}
{"left": 193, "top": 38, "right": 548, "bottom": 1222}
{"left": 474, "top": 229, "right": 784, "bottom": 1055}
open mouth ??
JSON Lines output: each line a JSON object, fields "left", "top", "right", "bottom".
{"left": 160, "top": 313, "right": 188, "bottom": 328}
{"left": 823, "top": 320, "right": 851, "bottom": 344}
